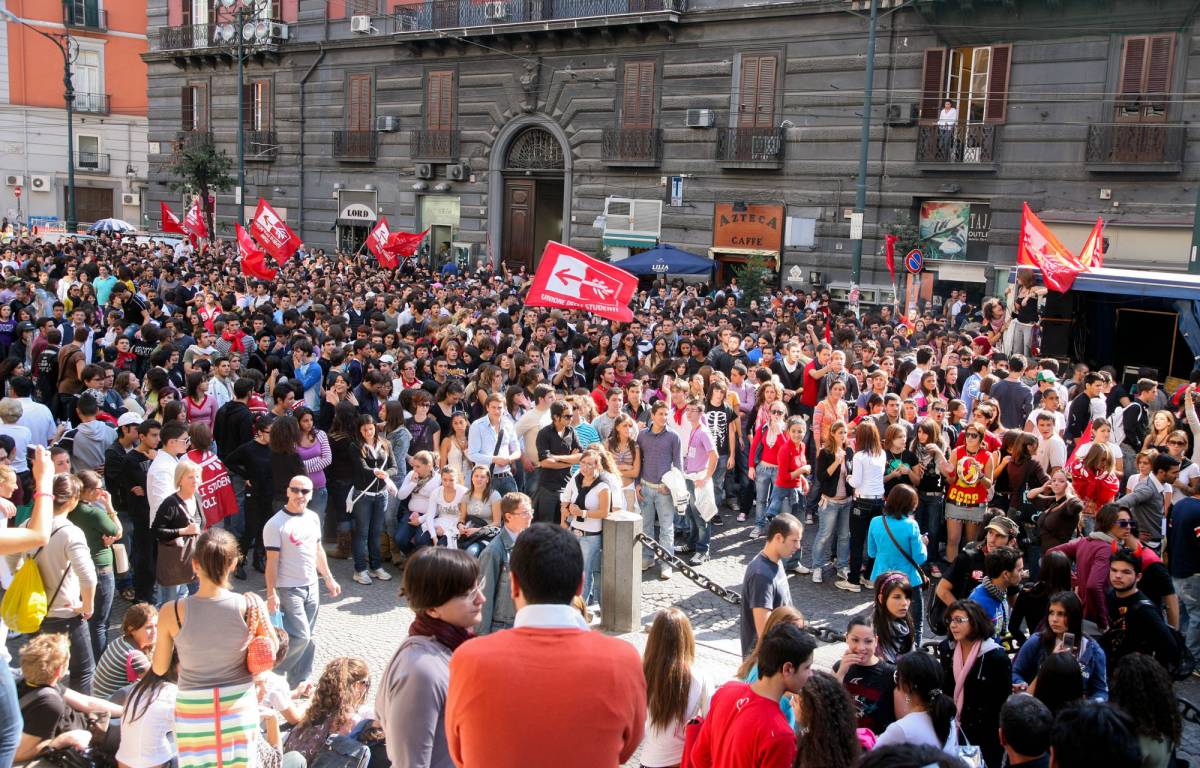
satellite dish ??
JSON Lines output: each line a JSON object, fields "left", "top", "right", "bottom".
{"left": 242, "top": 21, "right": 256, "bottom": 40}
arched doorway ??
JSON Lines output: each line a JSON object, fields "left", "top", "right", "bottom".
{"left": 489, "top": 118, "right": 571, "bottom": 272}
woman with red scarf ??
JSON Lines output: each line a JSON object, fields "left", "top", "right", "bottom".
{"left": 376, "top": 546, "right": 482, "bottom": 768}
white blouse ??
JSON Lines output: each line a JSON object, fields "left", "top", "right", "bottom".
{"left": 849, "top": 450, "right": 887, "bottom": 498}
{"left": 116, "top": 683, "right": 179, "bottom": 768}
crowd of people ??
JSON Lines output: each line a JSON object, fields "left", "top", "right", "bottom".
{"left": 0, "top": 229, "right": 1193, "bottom": 768}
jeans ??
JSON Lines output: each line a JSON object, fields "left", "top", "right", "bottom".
{"left": 352, "top": 492, "right": 387, "bottom": 572}
{"left": 685, "top": 479, "right": 711, "bottom": 555}
{"left": 1080, "top": 515, "right": 1096, "bottom": 536}
{"left": 89, "top": 566, "right": 115, "bottom": 661}
{"left": 711, "top": 459, "right": 729, "bottom": 509}
{"left": 309, "top": 486, "right": 329, "bottom": 540}
{"left": 523, "top": 467, "right": 540, "bottom": 496}
{"left": 226, "top": 475, "right": 247, "bottom": 540}
{"left": 811, "top": 497, "right": 852, "bottom": 571}
{"left": 1176, "top": 574, "right": 1200, "bottom": 663}
{"left": 849, "top": 497, "right": 884, "bottom": 584}
{"left": 754, "top": 465, "right": 778, "bottom": 527}
{"left": 0, "top": 660, "right": 20, "bottom": 768}
{"left": 577, "top": 532, "right": 602, "bottom": 606}
{"left": 40, "top": 614, "right": 94, "bottom": 695}
{"left": 395, "top": 520, "right": 435, "bottom": 554}
{"left": 640, "top": 484, "right": 675, "bottom": 568}
{"left": 491, "top": 472, "right": 518, "bottom": 496}
{"left": 910, "top": 585, "right": 925, "bottom": 647}
{"left": 765, "top": 485, "right": 799, "bottom": 521}
{"left": 156, "top": 580, "right": 198, "bottom": 607}
{"left": 916, "top": 494, "right": 945, "bottom": 565}
{"left": 277, "top": 583, "right": 319, "bottom": 688}
{"left": 1008, "top": 320, "right": 1035, "bottom": 357}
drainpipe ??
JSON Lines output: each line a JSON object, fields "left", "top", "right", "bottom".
{"left": 298, "top": 45, "right": 326, "bottom": 242}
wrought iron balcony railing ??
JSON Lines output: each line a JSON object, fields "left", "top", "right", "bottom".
{"left": 73, "top": 92, "right": 110, "bottom": 115}
{"left": 157, "top": 19, "right": 286, "bottom": 51}
{"left": 410, "top": 129, "right": 460, "bottom": 162}
{"left": 333, "top": 130, "right": 378, "bottom": 161}
{"left": 394, "top": 0, "right": 680, "bottom": 31}
{"left": 1086, "top": 123, "right": 1185, "bottom": 169}
{"left": 244, "top": 130, "right": 278, "bottom": 161}
{"left": 916, "top": 124, "right": 998, "bottom": 165}
{"left": 601, "top": 127, "right": 662, "bottom": 166}
{"left": 75, "top": 152, "right": 110, "bottom": 174}
{"left": 715, "top": 126, "right": 785, "bottom": 165}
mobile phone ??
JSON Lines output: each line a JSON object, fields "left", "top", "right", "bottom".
{"left": 1062, "top": 632, "right": 1076, "bottom": 652}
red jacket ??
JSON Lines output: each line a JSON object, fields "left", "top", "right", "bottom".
{"left": 1049, "top": 535, "right": 1163, "bottom": 629}
{"left": 691, "top": 681, "right": 796, "bottom": 768}
{"left": 774, "top": 438, "right": 808, "bottom": 491}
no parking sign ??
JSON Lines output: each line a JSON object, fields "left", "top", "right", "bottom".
{"left": 905, "top": 249, "right": 924, "bottom": 274}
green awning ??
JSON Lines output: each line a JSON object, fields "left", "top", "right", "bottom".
{"left": 603, "top": 233, "right": 658, "bottom": 248}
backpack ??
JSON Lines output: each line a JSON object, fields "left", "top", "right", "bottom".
{"left": 1111, "top": 402, "right": 1130, "bottom": 446}
{"left": 1, "top": 527, "right": 71, "bottom": 633}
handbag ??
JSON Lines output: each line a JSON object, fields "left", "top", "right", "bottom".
{"left": 310, "top": 735, "right": 371, "bottom": 768}
{"left": 244, "top": 592, "right": 280, "bottom": 675}
{"left": 155, "top": 535, "right": 196, "bottom": 587}
{"left": 955, "top": 724, "right": 984, "bottom": 768}
{"left": 881, "top": 516, "right": 927, "bottom": 588}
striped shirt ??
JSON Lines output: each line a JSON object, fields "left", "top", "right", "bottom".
{"left": 93, "top": 634, "right": 150, "bottom": 700}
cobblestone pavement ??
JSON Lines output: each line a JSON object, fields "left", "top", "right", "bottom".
{"left": 50, "top": 509, "right": 1200, "bottom": 762}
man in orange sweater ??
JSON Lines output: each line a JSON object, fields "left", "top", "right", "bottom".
{"left": 445, "top": 523, "right": 646, "bottom": 768}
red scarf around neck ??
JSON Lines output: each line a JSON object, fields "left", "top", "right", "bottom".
{"left": 409, "top": 611, "right": 473, "bottom": 651}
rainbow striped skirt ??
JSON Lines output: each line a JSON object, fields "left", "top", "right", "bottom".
{"left": 175, "top": 681, "right": 259, "bottom": 768}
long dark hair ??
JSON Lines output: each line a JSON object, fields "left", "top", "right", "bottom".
{"left": 1110, "top": 652, "right": 1182, "bottom": 747}
{"left": 872, "top": 572, "right": 915, "bottom": 657}
{"left": 125, "top": 654, "right": 178, "bottom": 723}
{"left": 796, "top": 671, "right": 861, "bottom": 768}
{"left": 268, "top": 414, "right": 301, "bottom": 454}
{"left": 1032, "top": 651, "right": 1083, "bottom": 716}
{"left": 1038, "top": 591, "right": 1083, "bottom": 651}
{"left": 895, "top": 652, "right": 956, "bottom": 746}
{"left": 329, "top": 401, "right": 360, "bottom": 441}
{"left": 1028, "top": 551, "right": 1073, "bottom": 601}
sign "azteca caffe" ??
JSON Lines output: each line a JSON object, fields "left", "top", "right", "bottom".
{"left": 712, "top": 203, "right": 784, "bottom": 252}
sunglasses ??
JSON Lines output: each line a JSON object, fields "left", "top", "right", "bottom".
{"left": 1117, "top": 519, "right": 1132, "bottom": 527}
{"left": 964, "top": 432, "right": 982, "bottom": 439}
{"left": 1169, "top": 440, "right": 1187, "bottom": 446}
{"left": 288, "top": 487, "right": 312, "bottom": 495}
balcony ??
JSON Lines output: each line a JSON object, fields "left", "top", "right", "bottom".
{"left": 73, "top": 92, "right": 110, "bottom": 115}
{"left": 392, "top": 0, "right": 682, "bottom": 39}
{"left": 174, "top": 131, "right": 213, "bottom": 151}
{"left": 156, "top": 20, "right": 287, "bottom": 53}
{"left": 601, "top": 127, "right": 662, "bottom": 167}
{"left": 75, "top": 152, "right": 110, "bottom": 174}
{"left": 916, "top": 124, "right": 998, "bottom": 170}
{"left": 715, "top": 127, "right": 785, "bottom": 168}
{"left": 244, "top": 130, "right": 278, "bottom": 162}
{"left": 410, "top": 129, "right": 460, "bottom": 162}
{"left": 1086, "top": 123, "right": 1185, "bottom": 173}
{"left": 333, "top": 130, "right": 378, "bottom": 162}
{"left": 66, "top": 6, "right": 107, "bottom": 31}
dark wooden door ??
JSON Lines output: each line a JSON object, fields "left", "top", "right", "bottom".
{"left": 73, "top": 187, "right": 113, "bottom": 225}
{"left": 502, "top": 179, "right": 535, "bottom": 273}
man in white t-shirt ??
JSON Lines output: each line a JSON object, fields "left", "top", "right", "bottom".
{"left": 1033, "top": 412, "right": 1067, "bottom": 473}
{"left": 264, "top": 474, "right": 341, "bottom": 687}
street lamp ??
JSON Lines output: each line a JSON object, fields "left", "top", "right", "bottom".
{"left": 1, "top": 5, "right": 77, "bottom": 232}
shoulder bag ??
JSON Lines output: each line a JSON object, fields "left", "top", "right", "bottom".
{"left": 881, "top": 516, "right": 927, "bottom": 588}
{"left": 155, "top": 500, "right": 198, "bottom": 587}
{"left": 310, "top": 734, "right": 371, "bottom": 768}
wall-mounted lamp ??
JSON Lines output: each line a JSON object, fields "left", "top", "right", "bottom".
{"left": 412, "top": 181, "right": 428, "bottom": 191}
{"left": 733, "top": 200, "right": 748, "bottom": 212}
{"left": 433, "top": 182, "right": 451, "bottom": 192}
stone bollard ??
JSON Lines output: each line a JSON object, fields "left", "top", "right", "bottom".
{"left": 601, "top": 510, "right": 643, "bottom": 633}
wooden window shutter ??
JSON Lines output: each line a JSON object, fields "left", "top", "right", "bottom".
{"left": 194, "top": 83, "right": 208, "bottom": 131}
{"left": 984, "top": 43, "right": 1011, "bottom": 122}
{"left": 241, "top": 82, "right": 253, "bottom": 129}
{"left": 737, "top": 54, "right": 777, "bottom": 127}
{"left": 1118, "top": 36, "right": 1148, "bottom": 121}
{"left": 260, "top": 80, "right": 272, "bottom": 131}
{"left": 348, "top": 74, "right": 372, "bottom": 131}
{"left": 426, "top": 70, "right": 455, "bottom": 131}
{"left": 1144, "top": 33, "right": 1174, "bottom": 120}
{"left": 621, "top": 61, "right": 655, "bottom": 129}
{"left": 920, "top": 48, "right": 947, "bottom": 121}
{"left": 181, "top": 86, "right": 194, "bottom": 130}
{"left": 737, "top": 55, "right": 760, "bottom": 127}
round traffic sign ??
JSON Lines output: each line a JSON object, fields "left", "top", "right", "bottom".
{"left": 13, "top": 186, "right": 21, "bottom": 199}
{"left": 904, "top": 248, "right": 923, "bottom": 274}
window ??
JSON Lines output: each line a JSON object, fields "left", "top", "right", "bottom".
{"left": 77, "top": 135, "right": 101, "bottom": 169}
{"left": 181, "top": 82, "right": 209, "bottom": 131}
{"left": 242, "top": 79, "right": 272, "bottom": 131}
{"left": 920, "top": 44, "right": 1011, "bottom": 123}
{"left": 347, "top": 73, "right": 374, "bottom": 132}
{"left": 735, "top": 54, "right": 778, "bottom": 128}
{"left": 620, "top": 60, "right": 656, "bottom": 129}
{"left": 72, "top": 47, "right": 103, "bottom": 112}
{"left": 68, "top": 0, "right": 101, "bottom": 27}
{"left": 425, "top": 70, "right": 456, "bottom": 131}
{"left": 1118, "top": 34, "right": 1174, "bottom": 122}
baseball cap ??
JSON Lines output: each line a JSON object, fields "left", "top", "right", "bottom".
{"left": 379, "top": 354, "right": 396, "bottom": 364}
{"left": 985, "top": 515, "right": 1019, "bottom": 539}
{"left": 1036, "top": 371, "right": 1057, "bottom": 384}
{"left": 15, "top": 321, "right": 34, "bottom": 332}
{"left": 117, "top": 412, "right": 142, "bottom": 428}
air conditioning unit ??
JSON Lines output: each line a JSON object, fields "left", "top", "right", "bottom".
{"left": 29, "top": 174, "right": 52, "bottom": 192}
{"left": 415, "top": 163, "right": 434, "bottom": 180}
{"left": 482, "top": 1, "right": 508, "bottom": 20}
{"left": 4, "top": 175, "right": 23, "bottom": 187}
{"left": 446, "top": 163, "right": 467, "bottom": 181}
{"left": 376, "top": 116, "right": 399, "bottom": 132}
{"left": 685, "top": 108, "right": 715, "bottom": 128}
{"left": 122, "top": 192, "right": 141, "bottom": 206}
{"left": 267, "top": 22, "right": 289, "bottom": 41}
{"left": 350, "top": 15, "right": 372, "bottom": 33}
{"left": 884, "top": 103, "right": 918, "bottom": 127}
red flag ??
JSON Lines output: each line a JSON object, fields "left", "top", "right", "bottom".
{"left": 366, "top": 217, "right": 397, "bottom": 268}
{"left": 1078, "top": 217, "right": 1105, "bottom": 269}
{"left": 183, "top": 197, "right": 208, "bottom": 240}
{"left": 884, "top": 234, "right": 898, "bottom": 282}
{"left": 526, "top": 241, "right": 637, "bottom": 322}
{"left": 236, "top": 224, "right": 277, "bottom": 281}
{"left": 385, "top": 227, "right": 430, "bottom": 259}
{"left": 824, "top": 321, "right": 832, "bottom": 344}
{"left": 186, "top": 449, "right": 239, "bottom": 527}
{"left": 1066, "top": 419, "right": 1093, "bottom": 467}
{"left": 1018, "top": 202, "right": 1084, "bottom": 293}
{"left": 161, "top": 202, "right": 187, "bottom": 235}
{"left": 248, "top": 198, "right": 302, "bottom": 267}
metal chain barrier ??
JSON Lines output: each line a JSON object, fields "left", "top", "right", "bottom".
{"left": 634, "top": 532, "right": 846, "bottom": 645}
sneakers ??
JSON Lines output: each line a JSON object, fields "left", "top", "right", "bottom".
{"left": 838, "top": 568, "right": 850, "bottom": 581}
{"left": 677, "top": 545, "right": 695, "bottom": 556}
{"left": 370, "top": 568, "right": 392, "bottom": 581}
{"left": 736, "top": 512, "right": 747, "bottom": 523}
{"left": 787, "top": 563, "right": 812, "bottom": 576}
{"left": 353, "top": 571, "right": 372, "bottom": 585}
{"left": 835, "top": 578, "right": 862, "bottom": 593}
{"left": 688, "top": 552, "right": 710, "bottom": 566}
{"left": 749, "top": 527, "right": 763, "bottom": 539}
{"left": 712, "top": 515, "right": 725, "bottom": 526}
{"left": 812, "top": 568, "right": 823, "bottom": 584}
{"left": 861, "top": 577, "right": 875, "bottom": 590}
{"left": 659, "top": 566, "right": 673, "bottom": 581}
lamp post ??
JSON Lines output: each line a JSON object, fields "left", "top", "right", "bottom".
{"left": 213, "top": 0, "right": 262, "bottom": 229}
{"left": 849, "top": 0, "right": 879, "bottom": 285}
{"left": 1, "top": 6, "right": 76, "bottom": 232}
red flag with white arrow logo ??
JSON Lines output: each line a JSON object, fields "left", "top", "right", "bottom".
{"left": 384, "top": 227, "right": 429, "bottom": 260}
{"left": 183, "top": 197, "right": 208, "bottom": 243}
{"left": 366, "top": 217, "right": 397, "bottom": 269}
{"left": 236, "top": 224, "right": 277, "bottom": 281}
{"left": 161, "top": 202, "right": 187, "bottom": 235}
{"left": 526, "top": 241, "right": 637, "bottom": 322}
{"left": 248, "top": 198, "right": 302, "bottom": 267}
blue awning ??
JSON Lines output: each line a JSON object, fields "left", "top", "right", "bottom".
{"left": 613, "top": 244, "right": 714, "bottom": 275}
